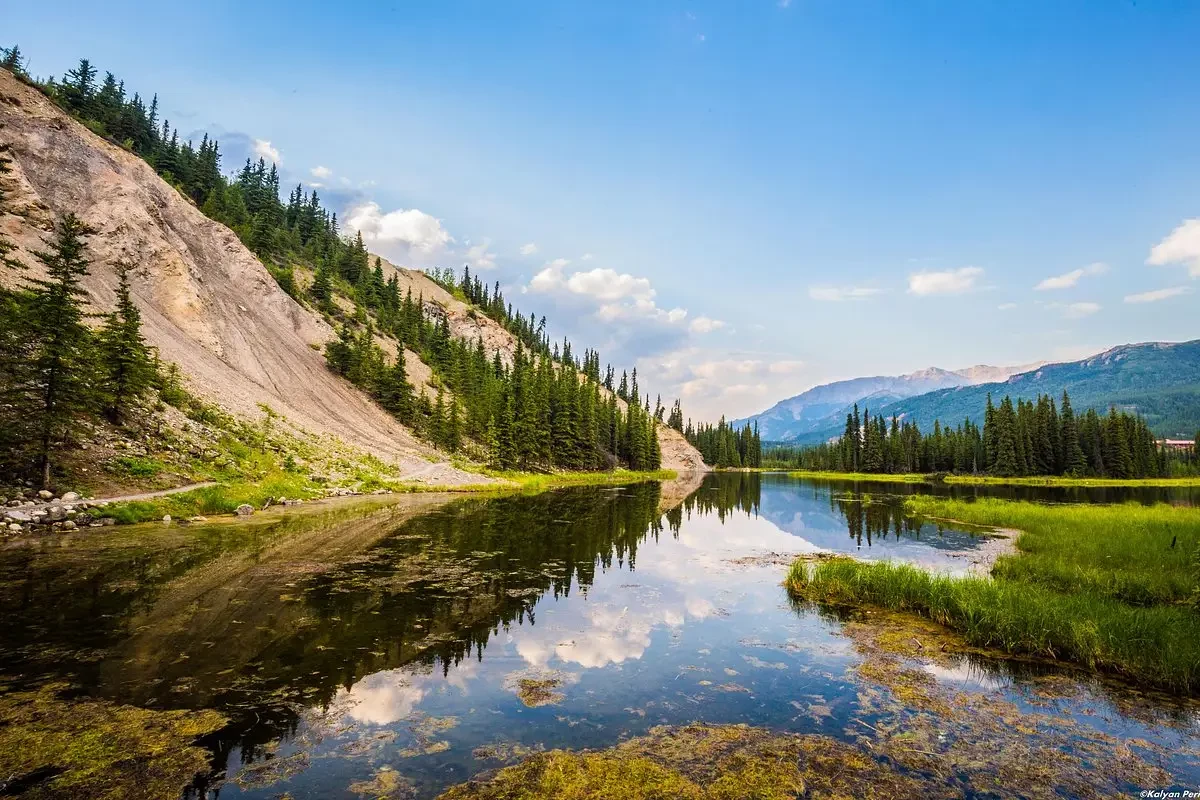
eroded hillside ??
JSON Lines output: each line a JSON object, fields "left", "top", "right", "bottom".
{"left": 0, "top": 68, "right": 705, "bottom": 478}
{"left": 0, "top": 69, "right": 487, "bottom": 484}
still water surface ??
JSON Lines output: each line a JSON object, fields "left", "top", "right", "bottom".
{"left": 1, "top": 473, "right": 1197, "bottom": 797}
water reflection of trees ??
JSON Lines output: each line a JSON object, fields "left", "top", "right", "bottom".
{"left": 665, "top": 471, "right": 762, "bottom": 532}
{"left": 0, "top": 484, "right": 679, "bottom": 791}
{"left": 832, "top": 495, "right": 924, "bottom": 548}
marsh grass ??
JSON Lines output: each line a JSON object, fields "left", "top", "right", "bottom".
{"left": 786, "top": 497, "right": 1200, "bottom": 694}
{"left": 910, "top": 497, "right": 1198, "bottom": 606}
{"left": 787, "top": 558, "right": 1200, "bottom": 693}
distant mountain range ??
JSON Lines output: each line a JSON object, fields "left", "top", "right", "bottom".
{"left": 732, "top": 362, "right": 1042, "bottom": 441}
{"left": 736, "top": 340, "right": 1200, "bottom": 443}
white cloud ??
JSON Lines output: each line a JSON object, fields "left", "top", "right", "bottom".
{"left": 344, "top": 201, "right": 453, "bottom": 257}
{"left": 580, "top": 253, "right": 595, "bottom": 261}
{"left": 310, "top": 165, "right": 332, "bottom": 180}
{"left": 696, "top": 33, "right": 707, "bottom": 43}
{"left": 688, "top": 316, "right": 726, "bottom": 334}
{"left": 907, "top": 266, "right": 984, "bottom": 296}
{"left": 1048, "top": 301, "right": 1101, "bottom": 319}
{"left": 778, "top": 0, "right": 792, "bottom": 6}
{"left": 463, "top": 238, "right": 497, "bottom": 270}
{"left": 808, "top": 285, "right": 883, "bottom": 302}
{"left": 1148, "top": 219, "right": 1200, "bottom": 278}
{"left": 519, "top": 242, "right": 538, "bottom": 256}
{"left": 1034, "top": 262, "right": 1107, "bottom": 291}
{"left": 253, "top": 138, "right": 281, "bottom": 164}
{"left": 529, "top": 259, "right": 687, "bottom": 326}
{"left": 997, "top": 302, "right": 1017, "bottom": 311}
{"left": 1124, "top": 286, "right": 1193, "bottom": 304}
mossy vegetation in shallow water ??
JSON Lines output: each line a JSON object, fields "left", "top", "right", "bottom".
{"left": 0, "top": 682, "right": 225, "bottom": 799}
{"left": 825, "top": 609, "right": 1185, "bottom": 798}
{"left": 514, "top": 678, "right": 565, "bottom": 707}
{"left": 437, "top": 723, "right": 935, "bottom": 799}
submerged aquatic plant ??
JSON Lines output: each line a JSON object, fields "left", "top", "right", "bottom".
{"left": 0, "top": 683, "right": 225, "bottom": 799}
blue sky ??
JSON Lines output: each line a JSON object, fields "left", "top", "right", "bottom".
{"left": 8, "top": 1, "right": 1200, "bottom": 421}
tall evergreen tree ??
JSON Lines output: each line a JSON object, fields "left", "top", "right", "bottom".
{"left": 25, "top": 215, "right": 97, "bottom": 487}
{"left": 97, "top": 260, "right": 153, "bottom": 423}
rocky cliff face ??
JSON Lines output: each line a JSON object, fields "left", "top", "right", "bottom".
{"left": 0, "top": 70, "right": 705, "bottom": 476}
{"left": 0, "top": 70, "right": 488, "bottom": 484}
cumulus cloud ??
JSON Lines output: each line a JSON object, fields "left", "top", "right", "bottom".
{"left": 688, "top": 316, "right": 726, "bottom": 334}
{"left": 463, "top": 238, "right": 497, "bottom": 270}
{"left": 907, "top": 266, "right": 984, "bottom": 296}
{"left": 1047, "top": 301, "right": 1101, "bottom": 319}
{"left": 808, "top": 285, "right": 883, "bottom": 302}
{"left": 1124, "top": 286, "right": 1193, "bottom": 304}
{"left": 253, "top": 138, "right": 281, "bottom": 164}
{"left": 344, "top": 202, "right": 453, "bottom": 260}
{"left": 997, "top": 302, "right": 1017, "bottom": 311}
{"left": 1148, "top": 219, "right": 1200, "bottom": 278}
{"left": 310, "top": 165, "right": 332, "bottom": 179}
{"left": 519, "top": 242, "right": 538, "bottom": 256}
{"left": 528, "top": 259, "right": 687, "bottom": 326}
{"left": 1034, "top": 262, "right": 1107, "bottom": 291}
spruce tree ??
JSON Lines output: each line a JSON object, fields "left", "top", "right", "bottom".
{"left": 26, "top": 214, "right": 97, "bottom": 487}
{"left": 1059, "top": 391, "right": 1085, "bottom": 475}
{"left": 97, "top": 260, "right": 153, "bottom": 423}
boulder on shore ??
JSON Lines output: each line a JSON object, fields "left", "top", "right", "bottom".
{"left": 235, "top": 504, "right": 254, "bottom": 517}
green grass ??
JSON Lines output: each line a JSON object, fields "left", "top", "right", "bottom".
{"left": 104, "top": 473, "right": 317, "bottom": 524}
{"left": 785, "top": 469, "right": 1200, "bottom": 488}
{"left": 945, "top": 474, "right": 1200, "bottom": 487}
{"left": 787, "top": 470, "right": 934, "bottom": 483}
{"left": 483, "top": 468, "right": 677, "bottom": 492}
{"left": 909, "top": 497, "right": 1198, "bottom": 605}
{"left": 787, "top": 557, "right": 1200, "bottom": 694}
{"left": 112, "top": 456, "right": 169, "bottom": 478}
{"left": 786, "top": 497, "right": 1200, "bottom": 694}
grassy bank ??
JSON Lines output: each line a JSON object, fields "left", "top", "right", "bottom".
{"left": 786, "top": 470, "right": 932, "bottom": 483}
{"left": 102, "top": 468, "right": 678, "bottom": 524}
{"left": 786, "top": 497, "right": 1200, "bottom": 694}
{"left": 786, "top": 469, "right": 1200, "bottom": 488}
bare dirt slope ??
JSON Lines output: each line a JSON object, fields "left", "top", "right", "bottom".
{"left": 372, "top": 254, "right": 708, "bottom": 472}
{"left": 0, "top": 71, "right": 486, "bottom": 485}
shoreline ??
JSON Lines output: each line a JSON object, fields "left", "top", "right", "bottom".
{"left": 782, "top": 469, "right": 1200, "bottom": 488}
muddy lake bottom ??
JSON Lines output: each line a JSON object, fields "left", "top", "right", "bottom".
{"left": 2, "top": 473, "right": 1198, "bottom": 798}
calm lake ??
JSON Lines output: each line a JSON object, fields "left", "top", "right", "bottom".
{"left": 2, "top": 472, "right": 1198, "bottom": 797}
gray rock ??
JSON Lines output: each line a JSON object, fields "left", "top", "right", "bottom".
{"left": 37, "top": 489, "right": 53, "bottom": 500}
{"left": 60, "top": 520, "right": 76, "bottom": 531}
{"left": 61, "top": 491, "right": 80, "bottom": 502}
{"left": 4, "top": 510, "right": 32, "bottom": 523}
{"left": 43, "top": 505, "right": 67, "bottom": 522}
{"left": 100, "top": 517, "right": 117, "bottom": 526}
{"left": 162, "top": 514, "right": 172, "bottom": 524}
{"left": 235, "top": 504, "right": 254, "bottom": 517}
{"left": 7, "top": 523, "right": 21, "bottom": 532}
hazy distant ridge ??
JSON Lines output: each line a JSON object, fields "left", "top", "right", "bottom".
{"left": 734, "top": 361, "right": 1041, "bottom": 441}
